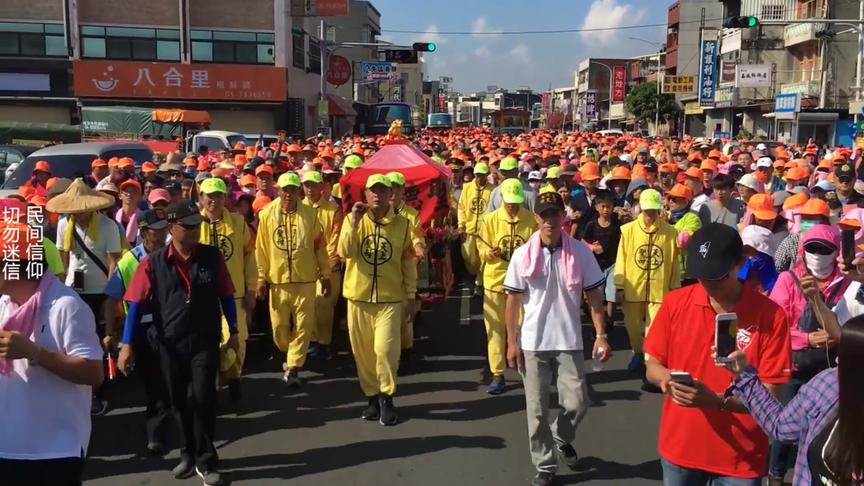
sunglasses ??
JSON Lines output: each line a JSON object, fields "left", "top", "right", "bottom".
{"left": 804, "top": 243, "right": 835, "bottom": 255}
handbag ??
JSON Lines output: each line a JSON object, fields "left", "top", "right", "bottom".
{"left": 789, "top": 273, "right": 844, "bottom": 378}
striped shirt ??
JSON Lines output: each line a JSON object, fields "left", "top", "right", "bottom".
{"left": 731, "top": 366, "right": 839, "bottom": 486}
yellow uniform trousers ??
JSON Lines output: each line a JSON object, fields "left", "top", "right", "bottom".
{"left": 621, "top": 301, "right": 662, "bottom": 354}
{"left": 269, "top": 282, "right": 317, "bottom": 370}
{"left": 461, "top": 234, "right": 481, "bottom": 276}
{"left": 220, "top": 299, "right": 248, "bottom": 380}
{"left": 483, "top": 290, "right": 508, "bottom": 376}
{"left": 311, "top": 272, "right": 342, "bottom": 346}
{"left": 347, "top": 300, "right": 403, "bottom": 397}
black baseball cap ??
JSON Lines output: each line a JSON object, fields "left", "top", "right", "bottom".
{"left": 535, "top": 191, "right": 565, "bottom": 215}
{"left": 137, "top": 209, "right": 168, "bottom": 230}
{"left": 164, "top": 181, "right": 182, "bottom": 194}
{"left": 835, "top": 162, "right": 855, "bottom": 182}
{"left": 643, "top": 161, "right": 658, "bottom": 173}
{"left": 686, "top": 223, "right": 743, "bottom": 280}
{"left": 165, "top": 199, "right": 202, "bottom": 226}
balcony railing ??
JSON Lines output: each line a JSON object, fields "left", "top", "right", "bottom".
{"left": 780, "top": 80, "right": 821, "bottom": 97}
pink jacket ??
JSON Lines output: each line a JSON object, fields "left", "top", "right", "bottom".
{"left": 768, "top": 224, "right": 849, "bottom": 351}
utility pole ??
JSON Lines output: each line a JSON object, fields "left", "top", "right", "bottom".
{"left": 857, "top": 0, "right": 864, "bottom": 124}
{"left": 320, "top": 19, "right": 328, "bottom": 130}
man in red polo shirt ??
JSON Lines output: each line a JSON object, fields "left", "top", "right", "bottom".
{"left": 644, "top": 223, "right": 790, "bottom": 485}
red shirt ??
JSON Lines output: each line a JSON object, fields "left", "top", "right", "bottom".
{"left": 644, "top": 283, "right": 791, "bottom": 478}
{"left": 124, "top": 243, "right": 235, "bottom": 304}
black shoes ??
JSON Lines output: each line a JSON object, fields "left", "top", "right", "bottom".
{"left": 172, "top": 459, "right": 195, "bottom": 479}
{"left": 195, "top": 466, "right": 224, "bottom": 486}
{"left": 556, "top": 443, "right": 580, "bottom": 471}
{"left": 378, "top": 394, "right": 398, "bottom": 426}
{"left": 531, "top": 471, "right": 555, "bottom": 486}
{"left": 361, "top": 396, "right": 380, "bottom": 421}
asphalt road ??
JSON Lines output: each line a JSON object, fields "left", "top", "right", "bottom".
{"left": 85, "top": 290, "right": 664, "bottom": 486}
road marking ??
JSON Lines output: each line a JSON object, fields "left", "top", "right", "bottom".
{"left": 459, "top": 287, "right": 472, "bottom": 326}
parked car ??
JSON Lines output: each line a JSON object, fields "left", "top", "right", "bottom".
{"left": 1, "top": 142, "right": 153, "bottom": 196}
{"left": 0, "top": 144, "right": 39, "bottom": 185}
{"left": 184, "top": 130, "right": 246, "bottom": 153}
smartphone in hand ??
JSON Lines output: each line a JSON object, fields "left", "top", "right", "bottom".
{"left": 670, "top": 370, "right": 694, "bottom": 387}
{"left": 715, "top": 313, "right": 737, "bottom": 364}
{"left": 842, "top": 229, "right": 856, "bottom": 269}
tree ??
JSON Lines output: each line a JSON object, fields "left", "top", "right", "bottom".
{"left": 624, "top": 82, "right": 679, "bottom": 126}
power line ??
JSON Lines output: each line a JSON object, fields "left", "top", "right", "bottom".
{"left": 382, "top": 18, "right": 723, "bottom": 36}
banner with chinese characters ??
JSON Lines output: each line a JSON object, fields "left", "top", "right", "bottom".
{"left": 584, "top": 90, "right": 597, "bottom": 121}
{"left": 735, "top": 64, "right": 772, "bottom": 88}
{"left": 612, "top": 66, "right": 626, "bottom": 102}
{"left": 661, "top": 75, "right": 696, "bottom": 95}
{"left": 698, "top": 37, "right": 718, "bottom": 108}
{"left": 72, "top": 60, "right": 287, "bottom": 101}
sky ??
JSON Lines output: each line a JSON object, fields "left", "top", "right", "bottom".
{"left": 372, "top": 0, "right": 672, "bottom": 93}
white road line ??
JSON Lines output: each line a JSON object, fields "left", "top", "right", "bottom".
{"left": 459, "top": 287, "right": 472, "bottom": 326}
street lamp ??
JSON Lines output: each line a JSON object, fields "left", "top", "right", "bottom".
{"left": 629, "top": 37, "right": 665, "bottom": 137}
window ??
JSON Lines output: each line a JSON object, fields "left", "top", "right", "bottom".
{"left": 292, "top": 32, "right": 305, "bottom": 69}
{"left": 81, "top": 26, "right": 179, "bottom": 61}
{"left": 0, "top": 22, "right": 65, "bottom": 57}
{"left": 190, "top": 30, "right": 274, "bottom": 64}
{"left": 761, "top": 4, "right": 786, "bottom": 20}
{"left": 308, "top": 39, "right": 321, "bottom": 74}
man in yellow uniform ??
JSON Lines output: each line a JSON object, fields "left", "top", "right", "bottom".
{"left": 613, "top": 188, "right": 680, "bottom": 379}
{"left": 457, "top": 163, "right": 493, "bottom": 292}
{"left": 198, "top": 178, "right": 257, "bottom": 403}
{"left": 338, "top": 174, "right": 417, "bottom": 426}
{"left": 301, "top": 170, "right": 343, "bottom": 361}
{"left": 386, "top": 171, "right": 424, "bottom": 367}
{"left": 256, "top": 172, "right": 330, "bottom": 386}
{"left": 477, "top": 178, "right": 537, "bottom": 395}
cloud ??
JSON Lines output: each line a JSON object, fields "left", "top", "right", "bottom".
{"left": 417, "top": 24, "right": 448, "bottom": 44}
{"left": 579, "top": 0, "right": 646, "bottom": 43}
{"left": 474, "top": 46, "right": 491, "bottom": 58}
{"left": 471, "top": 17, "right": 502, "bottom": 38}
{"left": 509, "top": 44, "right": 531, "bottom": 63}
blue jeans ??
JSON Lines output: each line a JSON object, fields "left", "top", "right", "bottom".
{"left": 661, "top": 458, "right": 762, "bottom": 486}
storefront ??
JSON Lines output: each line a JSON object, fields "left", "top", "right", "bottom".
{"left": 769, "top": 93, "right": 838, "bottom": 146}
{"left": 0, "top": 59, "right": 75, "bottom": 124}
{"left": 72, "top": 59, "right": 287, "bottom": 134}
{"left": 682, "top": 100, "right": 706, "bottom": 137}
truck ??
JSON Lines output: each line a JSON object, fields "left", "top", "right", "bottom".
{"left": 426, "top": 113, "right": 454, "bottom": 130}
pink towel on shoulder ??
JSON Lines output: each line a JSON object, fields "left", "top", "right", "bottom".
{"left": 520, "top": 232, "right": 583, "bottom": 291}
{"left": 0, "top": 273, "right": 57, "bottom": 375}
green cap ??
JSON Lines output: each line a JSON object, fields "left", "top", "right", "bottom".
{"left": 386, "top": 171, "right": 405, "bottom": 186}
{"left": 343, "top": 154, "right": 363, "bottom": 170}
{"left": 546, "top": 166, "right": 561, "bottom": 179}
{"left": 500, "top": 157, "right": 519, "bottom": 172}
{"left": 473, "top": 163, "right": 490, "bottom": 175}
{"left": 301, "top": 171, "right": 323, "bottom": 184}
{"left": 277, "top": 172, "right": 301, "bottom": 188}
{"left": 365, "top": 174, "right": 392, "bottom": 189}
{"left": 199, "top": 177, "right": 227, "bottom": 195}
{"left": 431, "top": 155, "right": 443, "bottom": 164}
{"left": 500, "top": 178, "right": 525, "bottom": 204}
{"left": 639, "top": 188, "right": 662, "bottom": 211}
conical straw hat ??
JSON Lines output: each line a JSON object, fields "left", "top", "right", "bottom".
{"left": 45, "top": 178, "right": 116, "bottom": 214}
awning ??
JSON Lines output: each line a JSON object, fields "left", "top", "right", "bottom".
{"left": 326, "top": 94, "right": 356, "bottom": 117}
{"left": 152, "top": 108, "right": 210, "bottom": 124}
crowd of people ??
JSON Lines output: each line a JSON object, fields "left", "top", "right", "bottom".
{"left": 0, "top": 126, "right": 863, "bottom": 486}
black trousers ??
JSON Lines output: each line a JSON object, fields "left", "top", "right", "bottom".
{"left": 80, "top": 294, "right": 107, "bottom": 401}
{"left": 134, "top": 337, "right": 170, "bottom": 445}
{"left": 0, "top": 457, "right": 84, "bottom": 486}
{"left": 159, "top": 343, "right": 219, "bottom": 470}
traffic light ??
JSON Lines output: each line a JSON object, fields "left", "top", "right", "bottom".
{"left": 723, "top": 16, "right": 759, "bottom": 28}
{"left": 412, "top": 42, "right": 437, "bottom": 52}
{"left": 815, "top": 28, "right": 835, "bottom": 39}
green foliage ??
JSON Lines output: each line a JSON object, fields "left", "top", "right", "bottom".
{"left": 624, "top": 82, "right": 679, "bottom": 125}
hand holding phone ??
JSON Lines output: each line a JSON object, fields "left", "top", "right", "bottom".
{"left": 669, "top": 370, "right": 694, "bottom": 387}
{"left": 715, "top": 313, "right": 737, "bottom": 364}
{"left": 842, "top": 229, "right": 856, "bottom": 270}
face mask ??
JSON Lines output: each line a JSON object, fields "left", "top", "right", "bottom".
{"left": 242, "top": 187, "right": 255, "bottom": 195}
{"left": 799, "top": 220, "right": 817, "bottom": 234}
{"left": 804, "top": 250, "right": 836, "bottom": 279}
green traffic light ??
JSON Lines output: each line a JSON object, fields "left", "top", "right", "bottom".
{"left": 428, "top": 43, "right": 436, "bottom": 52}
{"left": 746, "top": 16, "right": 759, "bottom": 27}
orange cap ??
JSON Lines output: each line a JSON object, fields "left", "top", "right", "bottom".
{"left": 255, "top": 165, "right": 274, "bottom": 176}
{"left": 580, "top": 162, "right": 601, "bottom": 181}
{"left": 108, "top": 157, "right": 120, "bottom": 169}
{"left": 684, "top": 167, "right": 702, "bottom": 179}
{"left": 632, "top": 163, "right": 647, "bottom": 179}
{"left": 667, "top": 183, "right": 693, "bottom": 201}
{"left": 608, "top": 166, "right": 631, "bottom": 181}
{"left": 33, "top": 160, "right": 51, "bottom": 173}
{"left": 786, "top": 167, "right": 808, "bottom": 181}
{"left": 687, "top": 152, "right": 702, "bottom": 162}
{"left": 286, "top": 144, "right": 302, "bottom": 153}
{"left": 141, "top": 162, "right": 157, "bottom": 173}
{"left": 773, "top": 159, "right": 786, "bottom": 168}
{"left": 700, "top": 160, "right": 718, "bottom": 172}
{"left": 120, "top": 179, "right": 142, "bottom": 193}
{"left": 91, "top": 158, "right": 107, "bottom": 169}
{"left": 800, "top": 198, "right": 830, "bottom": 217}
{"left": 29, "top": 195, "right": 48, "bottom": 207}
{"left": 708, "top": 149, "right": 723, "bottom": 160}
{"left": 252, "top": 195, "right": 272, "bottom": 214}
{"left": 118, "top": 157, "right": 134, "bottom": 169}
{"left": 817, "top": 159, "right": 833, "bottom": 170}
{"left": 748, "top": 194, "right": 777, "bottom": 220}
{"left": 240, "top": 174, "right": 257, "bottom": 187}
{"left": 782, "top": 192, "right": 809, "bottom": 211}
